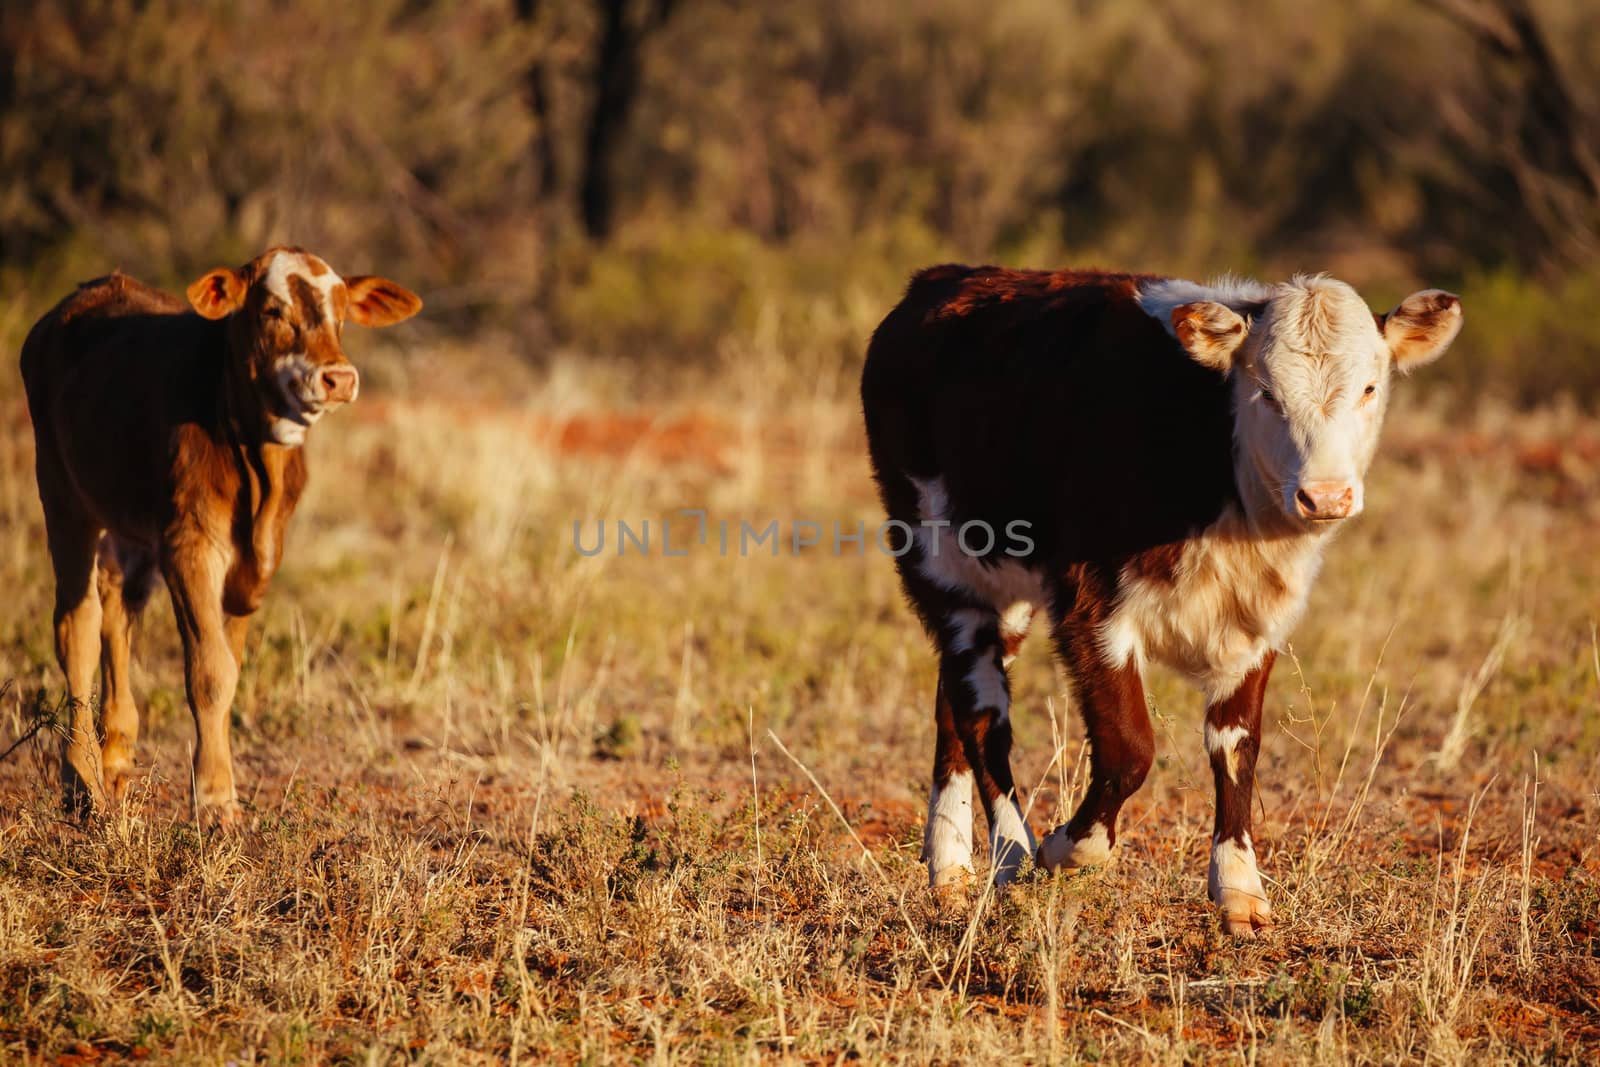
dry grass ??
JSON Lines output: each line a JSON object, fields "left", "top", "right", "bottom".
{"left": 0, "top": 341, "right": 1597, "bottom": 1064}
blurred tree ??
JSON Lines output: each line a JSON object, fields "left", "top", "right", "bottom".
{"left": 1422, "top": 0, "right": 1600, "bottom": 270}
{"left": 580, "top": 0, "right": 681, "bottom": 239}
{"left": 513, "top": 0, "right": 562, "bottom": 202}
{"left": 3, "top": 0, "right": 1599, "bottom": 399}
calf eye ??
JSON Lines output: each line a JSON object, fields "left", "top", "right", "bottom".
{"left": 263, "top": 305, "right": 285, "bottom": 320}
{"left": 1362, "top": 382, "right": 1378, "bottom": 402}
{"left": 1257, "top": 385, "right": 1279, "bottom": 410}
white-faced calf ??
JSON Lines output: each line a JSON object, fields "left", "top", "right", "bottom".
{"left": 862, "top": 266, "right": 1461, "bottom": 935}
{"left": 21, "top": 247, "right": 422, "bottom": 824}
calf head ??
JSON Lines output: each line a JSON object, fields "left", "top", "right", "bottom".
{"left": 187, "top": 247, "right": 422, "bottom": 446}
{"left": 1171, "top": 277, "right": 1462, "bottom": 529}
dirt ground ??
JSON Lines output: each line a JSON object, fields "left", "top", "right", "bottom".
{"left": 2, "top": 381, "right": 1598, "bottom": 1064}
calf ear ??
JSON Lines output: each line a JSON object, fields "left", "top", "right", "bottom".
{"left": 1381, "top": 290, "right": 1462, "bottom": 373}
{"left": 1172, "top": 301, "right": 1248, "bottom": 373}
{"left": 345, "top": 276, "right": 423, "bottom": 327}
{"left": 187, "top": 267, "right": 247, "bottom": 320}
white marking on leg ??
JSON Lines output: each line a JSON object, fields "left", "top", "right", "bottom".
{"left": 964, "top": 656, "right": 1008, "bottom": 720}
{"left": 987, "top": 795, "right": 1036, "bottom": 885}
{"left": 1037, "top": 821, "right": 1113, "bottom": 871}
{"left": 926, "top": 770, "right": 975, "bottom": 886}
{"left": 1209, "top": 832, "right": 1272, "bottom": 929}
{"left": 1204, "top": 723, "right": 1249, "bottom": 784}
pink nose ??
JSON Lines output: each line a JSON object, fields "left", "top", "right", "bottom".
{"left": 320, "top": 365, "right": 359, "bottom": 405}
{"left": 1294, "top": 482, "right": 1355, "bottom": 520}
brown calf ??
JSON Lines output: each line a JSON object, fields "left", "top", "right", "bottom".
{"left": 21, "top": 247, "right": 421, "bottom": 824}
{"left": 863, "top": 265, "right": 1461, "bottom": 934}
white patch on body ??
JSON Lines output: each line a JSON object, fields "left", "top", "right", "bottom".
{"left": 925, "top": 770, "right": 975, "bottom": 885}
{"left": 1204, "top": 723, "right": 1250, "bottom": 784}
{"left": 909, "top": 473, "right": 1045, "bottom": 626}
{"left": 1037, "top": 821, "right": 1112, "bottom": 870}
{"left": 1208, "top": 833, "right": 1270, "bottom": 922}
{"left": 999, "top": 601, "right": 1035, "bottom": 666}
{"left": 987, "top": 796, "right": 1036, "bottom": 885}
{"left": 1098, "top": 503, "right": 1330, "bottom": 700}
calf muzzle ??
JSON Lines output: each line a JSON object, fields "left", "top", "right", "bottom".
{"left": 1293, "top": 481, "right": 1356, "bottom": 521}
{"left": 319, "top": 364, "right": 359, "bottom": 405}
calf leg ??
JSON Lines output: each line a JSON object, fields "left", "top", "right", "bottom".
{"left": 924, "top": 675, "right": 975, "bottom": 886}
{"left": 1038, "top": 629, "right": 1154, "bottom": 871}
{"left": 48, "top": 520, "right": 105, "bottom": 816}
{"left": 98, "top": 541, "right": 154, "bottom": 800}
{"left": 1206, "top": 653, "right": 1275, "bottom": 937}
{"left": 939, "top": 609, "right": 1036, "bottom": 886}
{"left": 164, "top": 542, "right": 242, "bottom": 827}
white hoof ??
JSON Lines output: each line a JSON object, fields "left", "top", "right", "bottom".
{"left": 987, "top": 798, "right": 1037, "bottom": 885}
{"left": 1036, "top": 822, "right": 1113, "bottom": 872}
{"left": 1209, "top": 834, "right": 1273, "bottom": 937}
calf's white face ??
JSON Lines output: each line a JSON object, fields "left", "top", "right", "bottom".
{"left": 1156, "top": 276, "right": 1463, "bottom": 529}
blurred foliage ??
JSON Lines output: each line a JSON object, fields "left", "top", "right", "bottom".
{"left": 2, "top": 0, "right": 1599, "bottom": 402}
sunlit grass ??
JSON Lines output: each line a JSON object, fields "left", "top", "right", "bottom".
{"left": 1, "top": 350, "right": 1596, "bottom": 1062}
